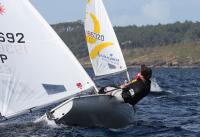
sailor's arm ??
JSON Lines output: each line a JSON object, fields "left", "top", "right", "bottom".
{"left": 120, "top": 80, "right": 137, "bottom": 89}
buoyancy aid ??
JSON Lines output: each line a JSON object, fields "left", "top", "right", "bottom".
{"left": 134, "top": 72, "right": 141, "bottom": 80}
{"left": 122, "top": 77, "right": 151, "bottom": 106}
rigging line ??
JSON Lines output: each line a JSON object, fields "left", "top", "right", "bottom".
{"left": 126, "top": 70, "right": 130, "bottom": 81}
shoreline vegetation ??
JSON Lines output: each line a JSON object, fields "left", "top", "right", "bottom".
{"left": 52, "top": 20, "right": 200, "bottom": 68}
{"left": 79, "top": 41, "right": 200, "bottom": 68}
{"left": 79, "top": 58, "right": 200, "bottom": 69}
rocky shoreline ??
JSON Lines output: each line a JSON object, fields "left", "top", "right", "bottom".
{"left": 78, "top": 55, "right": 200, "bottom": 69}
{"left": 81, "top": 62, "right": 200, "bottom": 69}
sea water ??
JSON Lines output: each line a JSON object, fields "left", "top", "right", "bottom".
{"left": 0, "top": 68, "right": 200, "bottom": 137}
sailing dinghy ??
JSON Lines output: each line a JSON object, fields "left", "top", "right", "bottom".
{"left": 0, "top": 0, "right": 134, "bottom": 128}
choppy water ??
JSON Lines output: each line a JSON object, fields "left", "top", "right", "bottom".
{"left": 0, "top": 68, "right": 200, "bottom": 137}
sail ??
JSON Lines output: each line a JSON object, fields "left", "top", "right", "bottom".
{"left": 0, "top": 0, "right": 96, "bottom": 118}
{"left": 85, "top": 0, "right": 127, "bottom": 76}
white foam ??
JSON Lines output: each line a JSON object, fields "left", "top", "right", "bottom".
{"left": 34, "top": 114, "right": 58, "bottom": 128}
{"left": 180, "top": 93, "right": 200, "bottom": 97}
{"left": 151, "top": 78, "right": 162, "bottom": 92}
{"left": 181, "top": 124, "right": 200, "bottom": 132}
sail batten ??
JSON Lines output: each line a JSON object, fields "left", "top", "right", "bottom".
{"left": 85, "top": 0, "right": 127, "bottom": 77}
{"left": 0, "top": 0, "right": 96, "bottom": 117}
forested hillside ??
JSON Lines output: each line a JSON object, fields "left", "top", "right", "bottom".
{"left": 52, "top": 21, "right": 200, "bottom": 67}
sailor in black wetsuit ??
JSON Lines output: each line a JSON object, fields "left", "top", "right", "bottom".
{"left": 120, "top": 65, "right": 152, "bottom": 106}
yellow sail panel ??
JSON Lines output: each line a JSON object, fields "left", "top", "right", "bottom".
{"left": 86, "top": 13, "right": 100, "bottom": 44}
{"left": 89, "top": 42, "right": 113, "bottom": 59}
{"left": 87, "top": 0, "right": 91, "bottom": 4}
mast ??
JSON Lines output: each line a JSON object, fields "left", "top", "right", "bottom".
{"left": 126, "top": 70, "right": 131, "bottom": 81}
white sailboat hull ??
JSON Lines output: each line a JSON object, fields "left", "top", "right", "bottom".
{"left": 46, "top": 94, "right": 135, "bottom": 128}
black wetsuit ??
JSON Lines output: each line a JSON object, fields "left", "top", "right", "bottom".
{"left": 122, "top": 78, "right": 151, "bottom": 106}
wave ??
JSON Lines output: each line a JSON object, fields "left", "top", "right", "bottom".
{"left": 181, "top": 124, "right": 200, "bottom": 133}
{"left": 179, "top": 93, "right": 200, "bottom": 97}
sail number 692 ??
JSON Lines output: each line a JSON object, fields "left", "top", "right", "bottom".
{"left": 0, "top": 32, "right": 25, "bottom": 43}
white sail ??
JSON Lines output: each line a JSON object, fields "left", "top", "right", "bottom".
{"left": 85, "top": 0, "right": 127, "bottom": 77}
{"left": 0, "top": 0, "right": 96, "bottom": 118}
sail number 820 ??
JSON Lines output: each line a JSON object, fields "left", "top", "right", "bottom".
{"left": 0, "top": 32, "right": 25, "bottom": 43}
{"left": 86, "top": 31, "right": 104, "bottom": 41}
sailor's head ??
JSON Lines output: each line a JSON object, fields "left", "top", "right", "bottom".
{"left": 140, "top": 64, "right": 152, "bottom": 80}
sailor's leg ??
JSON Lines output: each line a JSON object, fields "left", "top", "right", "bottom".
{"left": 110, "top": 89, "right": 124, "bottom": 102}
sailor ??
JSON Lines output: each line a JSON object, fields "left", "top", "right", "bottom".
{"left": 120, "top": 65, "right": 152, "bottom": 106}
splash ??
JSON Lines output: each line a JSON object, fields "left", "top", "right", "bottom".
{"left": 34, "top": 114, "right": 59, "bottom": 128}
{"left": 151, "top": 78, "right": 162, "bottom": 92}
